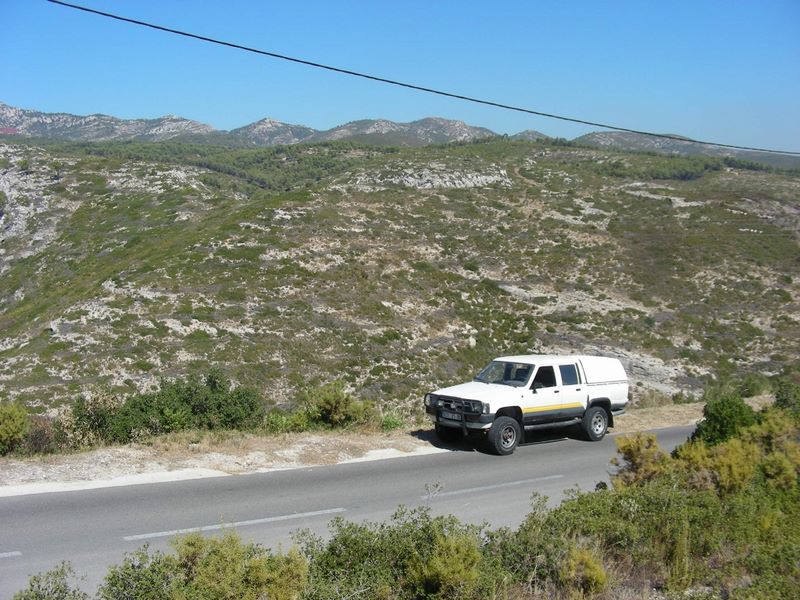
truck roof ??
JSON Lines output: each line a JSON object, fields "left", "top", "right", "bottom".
{"left": 493, "top": 354, "right": 627, "bottom": 383}
{"left": 494, "top": 354, "right": 598, "bottom": 364}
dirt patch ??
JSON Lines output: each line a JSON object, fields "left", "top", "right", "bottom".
{"left": 0, "top": 397, "right": 774, "bottom": 490}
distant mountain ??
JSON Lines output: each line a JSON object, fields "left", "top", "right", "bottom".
{"left": 0, "top": 102, "right": 214, "bottom": 142}
{"left": 574, "top": 131, "right": 800, "bottom": 169}
{"left": 511, "top": 130, "right": 550, "bottom": 142}
{"left": 228, "top": 118, "right": 316, "bottom": 146}
{"left": 306, "top": 117, "right": 497, "bottom": 146}
{"left": 0, "top": 102, "right": 498, "bottom": 148}
{"left": 2, "top": 103, "right": 796, "bottom": 167}
{"left": 575, "top": 131, "right": 719, "bottom": 155}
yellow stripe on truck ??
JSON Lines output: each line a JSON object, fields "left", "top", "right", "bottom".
{"left": 522, "top": 402, "right": 584, "bottom": 414}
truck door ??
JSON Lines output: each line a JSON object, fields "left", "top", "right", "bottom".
{"left": 523, "top": 365, "right": 562, "bottom": 424}
{"left": 557, "top": 363, "right": 586, "bottom": 418}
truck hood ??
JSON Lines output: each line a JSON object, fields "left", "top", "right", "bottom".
{"left": 433, "top": 381, "right": 524, "bottom": 406}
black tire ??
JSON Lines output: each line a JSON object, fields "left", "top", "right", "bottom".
{"left": 487, "top": 416, "right": 522, "bottom": 455}
{"left": 435, "top": 424, "right": 462, "bottom": 443}
{"left": 582, "top": 406, "right": 608, "bottom": 441}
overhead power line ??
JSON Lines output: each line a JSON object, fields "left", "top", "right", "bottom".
{"left": 48, "top": 0, "right": 799, "bottom": 157}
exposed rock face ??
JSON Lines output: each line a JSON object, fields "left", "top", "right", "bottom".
{"left": 335, "top": 162, "right": 512, "bottom": 191}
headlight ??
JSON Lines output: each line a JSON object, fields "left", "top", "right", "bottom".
{"left": 424, "top": 393, "right": 431, "bottom": 405}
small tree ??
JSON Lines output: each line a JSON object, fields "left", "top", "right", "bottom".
{"left": 692, "top": 390, "right": 757, "bottom": 446}
{"left": 0, "top": 402, "right": 29, "bottom": 455}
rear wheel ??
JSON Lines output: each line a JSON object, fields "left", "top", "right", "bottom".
{"left": 487, "top": 416, "right": 521, "bottom": 455}
{"left": 435, "top": 424, "right": 462, "bottom": 443}
{"left": 582, "top": 406, "right": 608, "bottom": 441}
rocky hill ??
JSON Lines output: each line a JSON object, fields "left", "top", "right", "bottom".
{"left": 0, "top": 136, "right": 797, "bottom": 412}
{"left": 229, "top": 118, "right": 317, "bottom": 146}
{"left": 0, "top": 102, "right": 214, "bottom": 142}
{"left": 511, "top": 130, "right": 550, "bottom": 142}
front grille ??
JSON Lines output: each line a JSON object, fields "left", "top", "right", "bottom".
{"left": 437, "top": 396, "right": 481, "bottom": 414}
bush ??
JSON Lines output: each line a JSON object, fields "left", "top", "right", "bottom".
{"left": 737, "top": 372, "right": 772, "bottom": 398}
{"left": 69, "top": 391, "right": 121, "bottom": 446}
{"left": 407, "top": 530, "right": 482, "bottom": 599}
{"left": 23, "top": 415, "right": 58, "bottom": 454}
{"left": 612, "top": 433, "right": 671, "bottom": 487}
{"left": 263, "top": 409, "right": 310, "bottom": 433}
{"left": 0, "top": 402, "right": 29, "bottom": 455}
{"left": 105, "top": 372, "right": 264, "bottom": 444}
{"left": 380, "top": 411, "right": 405, "bottom": 432}
{"left": 298, "top": 381, "right": 375, "bottom": 428}
{"left": 558, "top": 545, "right": 607, "bottom": 596}
{"left": 13, "top": 562, "right": 89, "bottom": 600}
{"left": 774, "top": 376, "right": 800, "bottom": 418}
{"left": 299, "top": 507, "right": 485, "bottom": 599}
{"left": 98, "top": 533, "right": 307, "bottom": 600}
{"left": 98, "top": 546, "right": 175, "bottom": 599}
{"left": 692, "top": 389, "right": 758, "bottom": 446}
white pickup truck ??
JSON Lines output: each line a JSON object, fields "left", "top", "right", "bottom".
{"left": 424, "top": 354, "right": 628, "bottom": 455}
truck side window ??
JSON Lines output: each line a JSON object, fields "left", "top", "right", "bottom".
{"left": 559, "top": 364, "right": 580, "bottom": 386}
{"left": 532, "top": 366, "right": 556, "bottom": 388}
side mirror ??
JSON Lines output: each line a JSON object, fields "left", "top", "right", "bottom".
{"left": 531, "top": 382, "right": 544, "bottom": 392}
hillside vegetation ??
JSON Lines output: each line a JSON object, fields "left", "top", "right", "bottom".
{"left": 0, "top": 138, "right": 798, "bottom": 414}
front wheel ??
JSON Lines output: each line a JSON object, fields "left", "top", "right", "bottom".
{"left": 487, "top": 416, "right": 522, "bottom": 455}
{"left": 582, "top": 406, "right": 608, "bottom": 441}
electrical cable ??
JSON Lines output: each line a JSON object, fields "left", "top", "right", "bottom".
{"left": 46, "top": 0, "right": 800, "bottom": 157}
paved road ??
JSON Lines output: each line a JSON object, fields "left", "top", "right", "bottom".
{"left": 0, "top": 426, "right": 693, "bottom": 597}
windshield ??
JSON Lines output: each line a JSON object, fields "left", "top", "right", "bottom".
{"left": 474, "top": 361, "right": 533, "bottom": 387}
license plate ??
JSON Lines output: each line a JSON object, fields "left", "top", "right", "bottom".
{"left": 440, "top": 410, "right": 462, "bottom": 421}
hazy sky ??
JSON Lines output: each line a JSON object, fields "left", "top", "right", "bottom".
{"left": 3, "top": 1, "right": 799, "bottom": 152}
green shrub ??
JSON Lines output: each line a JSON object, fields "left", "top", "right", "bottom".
{"left": 263, "top": 409, "right": 310, "bottom": 433}
{"left": 69, "top": 391, "right": 120, "bottom": 446}
{"left": 98, "top": 533, "right": 307, "bottom": 600}
{"left": 170, "top": 532, "right": 307, "bottom": 600}
{"left": 23, "top": 415, "right": 58, "bottom": 454}
{"left": 612, "top": 433, "right": 671, "bottom": 487}
{"left": 774, "top": 376, "right": 800, "bottom": 418}
{"left": 108, "top": 372, "right": 264, "bottom": 443}
{"left": 0, "top": 402, "right": 29, "bottom": 455}
{"left": 407, "top": 530, "right": 482, "bottom": 599}
{"left": 299, "top": 507, "right": 485, "bottom": 599}
{"left": 12, "top": 562, "right": 89, "bottom": 600}
{"left": 558, "top": 545, "right": 607, "bottom": 596}
{"left": 380, "top": 411, "right": 405, "bottom": 432}
{"left": 98, "top": 546, "right": 175, "bottom": 599}
{"left": 693, "top": 389, "right": 758, "bottom": 446}
{"left": 299, "top": 381, "right": 375, "bottom": 428}
{"left": 737, "top": 372, "right": 772, "bottom": 398}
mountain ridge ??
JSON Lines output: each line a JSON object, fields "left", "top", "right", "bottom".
{"left": 0, "top": 102, "right": 502, "bottom": 148}
{"left": 2, "top": 100, "right": 798, "bottom": 168}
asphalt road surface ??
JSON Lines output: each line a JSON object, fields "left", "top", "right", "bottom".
{"left": 0, "top": 425, "right": 693, "bottom": 597}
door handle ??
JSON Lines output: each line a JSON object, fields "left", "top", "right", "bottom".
{"left": 576, "top": 388, "right": 581, "bottom": 391}
{"left": 554, "top": 390, "right": 559, "bottom": 393}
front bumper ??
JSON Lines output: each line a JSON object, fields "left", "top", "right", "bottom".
{"left": 425, "top": 404, "right": 495, "bottom": 430}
